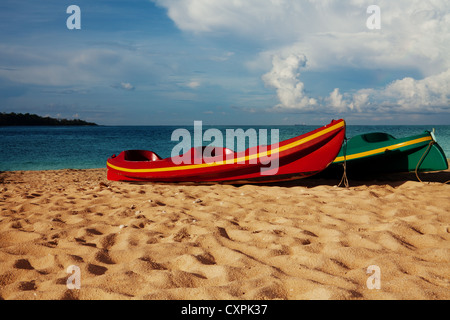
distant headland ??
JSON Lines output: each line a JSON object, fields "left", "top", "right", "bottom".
{"left": 0, "top": 112, "right": 98, "bottom": 126}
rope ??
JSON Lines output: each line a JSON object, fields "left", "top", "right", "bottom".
{"left": 413, "top": 140, "right": 450, "bottom": 184}
{"left": 338, "top": 138, "right": 349, "bottom": 188}
{"left": 415, "top": 140, "right": 434, "bottom": 183}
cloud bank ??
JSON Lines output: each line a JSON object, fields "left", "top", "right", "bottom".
{"left": 154, "top": 0, "right": 450, "bottom": 115}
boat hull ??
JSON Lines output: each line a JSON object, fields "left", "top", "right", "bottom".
{"left": 107, "top": 119, "right": 346, "bottom": 183}
{"left": 326, "top": 130, "right": 448, "bottom": 177}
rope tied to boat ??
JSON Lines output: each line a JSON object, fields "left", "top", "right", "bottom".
{"left": 414, "top": 139, "right": 450, "bottom": 184}
{"left": 338, "top": 137, "right": 349, "bottom": 188}
{"left": 415, "top": 129, "right": 450, "bottom": 184}
{"left": 415, "top": 140, "right": 433, "bottom": 183}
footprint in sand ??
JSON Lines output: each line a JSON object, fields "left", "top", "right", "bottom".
{"left": 14, "top": 259, "right": 34, "bottom": 270}
{"left": 95, "top": 249, "right": 116, "bottom": 265}
{"left": 100, "top": 233, "right": 117, "bottom": 250}
{"left": 19, "top": 280, "right": 37, "bottom": 291}
{"left": 87, "top": 263, "right": 108, "bottom": 276}
{"left": 194, "top": 252, "right": 217, "bottom": 265}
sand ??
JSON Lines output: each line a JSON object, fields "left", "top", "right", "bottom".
{"left": 0, "top": 167, "right": 449, "bottom": 300}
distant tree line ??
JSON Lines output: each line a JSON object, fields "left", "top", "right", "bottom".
{"left": 0, "top": 112, "right": 97, "bottom": 126}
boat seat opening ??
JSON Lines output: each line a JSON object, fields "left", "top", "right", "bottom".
{"left": 124, "top": 150, "right": 162, "bottom": 162}
{"left": 362, "top": 132, "right": 395, "bottom": 143}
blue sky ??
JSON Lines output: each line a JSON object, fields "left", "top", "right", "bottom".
{"left": 0, "top": 0, "right": 449, "bottom": 125}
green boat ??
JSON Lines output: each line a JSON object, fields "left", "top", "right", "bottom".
{"left": 327, "top": 129, "right": 448, "bottom": 178}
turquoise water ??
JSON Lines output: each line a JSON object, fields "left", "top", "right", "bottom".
{"left": 0, "top": 124, "right": 449, "bottom": 171}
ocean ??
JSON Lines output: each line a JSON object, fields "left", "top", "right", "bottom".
{"left": 1, "top": 124, "right": 449, "bottom": 172}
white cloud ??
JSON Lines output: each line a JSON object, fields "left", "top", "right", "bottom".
{"left": 327, "top": 88, "right": 347, "bottom": 112}
{"left": 322, "top": 69, "right": 450, "bottom": 114}
{"left": 153, "top": 0, "right": 366, "bottom": 40}
{"left": 369, "top": 69, "right": 450, "bottom": 112}
{"left": 261, "top": 53, "right": 317, "bottom": 110}
{"left": 154, "top": 0, "right": 295, "bottom": 35}
{"left": 155, "top": 0, "right": 450, "bottom": 114}
{"left": 186, "top": 80, "right": 201, "bottom": 89}
{"left": 120, "top": 82, "right": 135, "bottom": 91}
{"left": 261, "top": 52, "right": 450, "bottom": 114}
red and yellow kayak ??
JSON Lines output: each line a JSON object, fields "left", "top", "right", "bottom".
{"left": 106, "top": 119, "right": 346, "bottom": 183}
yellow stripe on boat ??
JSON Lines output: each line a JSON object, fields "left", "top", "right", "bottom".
{"left": 107, "top": 120, "right": 345, "bottom": 173}
{"left": 333, "top": 135, "right": 432, "bottom": 163}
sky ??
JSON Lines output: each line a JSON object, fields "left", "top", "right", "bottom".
{"left": 0, "top": 0, "right": 449, "bottom": 125}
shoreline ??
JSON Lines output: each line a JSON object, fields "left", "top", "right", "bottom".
{"left": 0, "top": 167, "right": 449, "bottom": 300}
{"left": 1, "top": 159, "right": 449, "bottom": 174}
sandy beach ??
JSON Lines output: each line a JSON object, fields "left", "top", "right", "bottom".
{"left": 0, "top": 167, "right": 449, "bottom": 300}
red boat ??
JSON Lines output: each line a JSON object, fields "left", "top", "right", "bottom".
{"left": 106, "top": 119, "right": 346, "bottom": 184}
